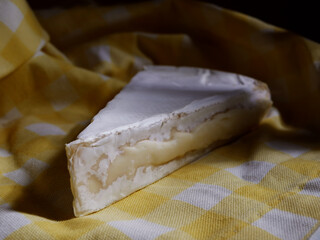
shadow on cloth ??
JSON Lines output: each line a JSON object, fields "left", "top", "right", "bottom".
{"left": 11, "top": 149, "right": 75, "bottom": 220}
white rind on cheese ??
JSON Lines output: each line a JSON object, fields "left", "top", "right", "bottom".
{"left": 66, "top": 66, "right": 272, "bottom": 217}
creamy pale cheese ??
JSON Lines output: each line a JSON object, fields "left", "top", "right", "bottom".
{"left": 66, "top": 66, "right": 272, "bottom": 217}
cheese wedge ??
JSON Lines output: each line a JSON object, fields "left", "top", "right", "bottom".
{"left": 66, "top": 66, "right": 272, "bottom": 217}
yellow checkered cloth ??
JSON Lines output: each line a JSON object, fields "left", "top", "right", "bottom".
{"left": 1, "top": 0, "right": 320, "bottom": 239}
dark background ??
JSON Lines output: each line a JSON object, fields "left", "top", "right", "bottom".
{"left": 27, "top": 0, "right": 319, "bottom": 43}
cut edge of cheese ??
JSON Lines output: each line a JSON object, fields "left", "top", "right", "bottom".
{"left": 66, "top": 66, "right": 272, "bottom": 217}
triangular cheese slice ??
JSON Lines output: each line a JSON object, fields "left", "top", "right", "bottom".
{"left": 66, "top": 66, "right": 272, "bottom": 216}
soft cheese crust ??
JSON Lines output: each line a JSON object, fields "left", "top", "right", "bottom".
{"left": 66, "top": 66, "right": 272, "bottom": 217}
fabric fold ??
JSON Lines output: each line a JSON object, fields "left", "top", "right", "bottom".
{"left": 1, "top": 0, "right": 320, "bottom": 239}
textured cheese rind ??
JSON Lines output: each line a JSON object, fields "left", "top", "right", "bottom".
{"left": 77, "top": 66, "right": 267, "bottom": 141}
{"left": 66, "top": 66, "right": 272, "bottom": 217}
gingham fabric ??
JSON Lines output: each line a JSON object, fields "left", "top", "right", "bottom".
{"left": 1, "top": 0, "right": 320, "bottom": 239}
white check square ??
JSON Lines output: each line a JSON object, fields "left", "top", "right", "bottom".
{"left": 4, "top": 158, "right": 49, "bottom": 186}
{"left": 225, "top": 161, "right": 275, "bottom": 184}
{"left": 0, "top": 107, "right": 22, "bottom": 128}
{"left": 0, "top": 204, "right": 31, "bottom": 239}
{"left": 0, "top": 0, "right": 23, "bottom": 32}
{"left": 253, "top": 209, "right": 317, "bottom": 240}
{"left": 108, "top": 219, "right": 174, "bottom": 240}
{"left": 44, "top": 75, "right": 79, "bottom": 111}
{"left": 300, "top": 178, "right": 320, "bottom": 198}
{"left": 173, "top": 183, "right": 232, "bottom": 210}
{"left": 266, "top": 140, "right": 309, "bottom": 158}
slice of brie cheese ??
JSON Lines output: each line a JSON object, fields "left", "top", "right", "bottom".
{"left": 66, "top": 66, "right": 272, "bottom": 217}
